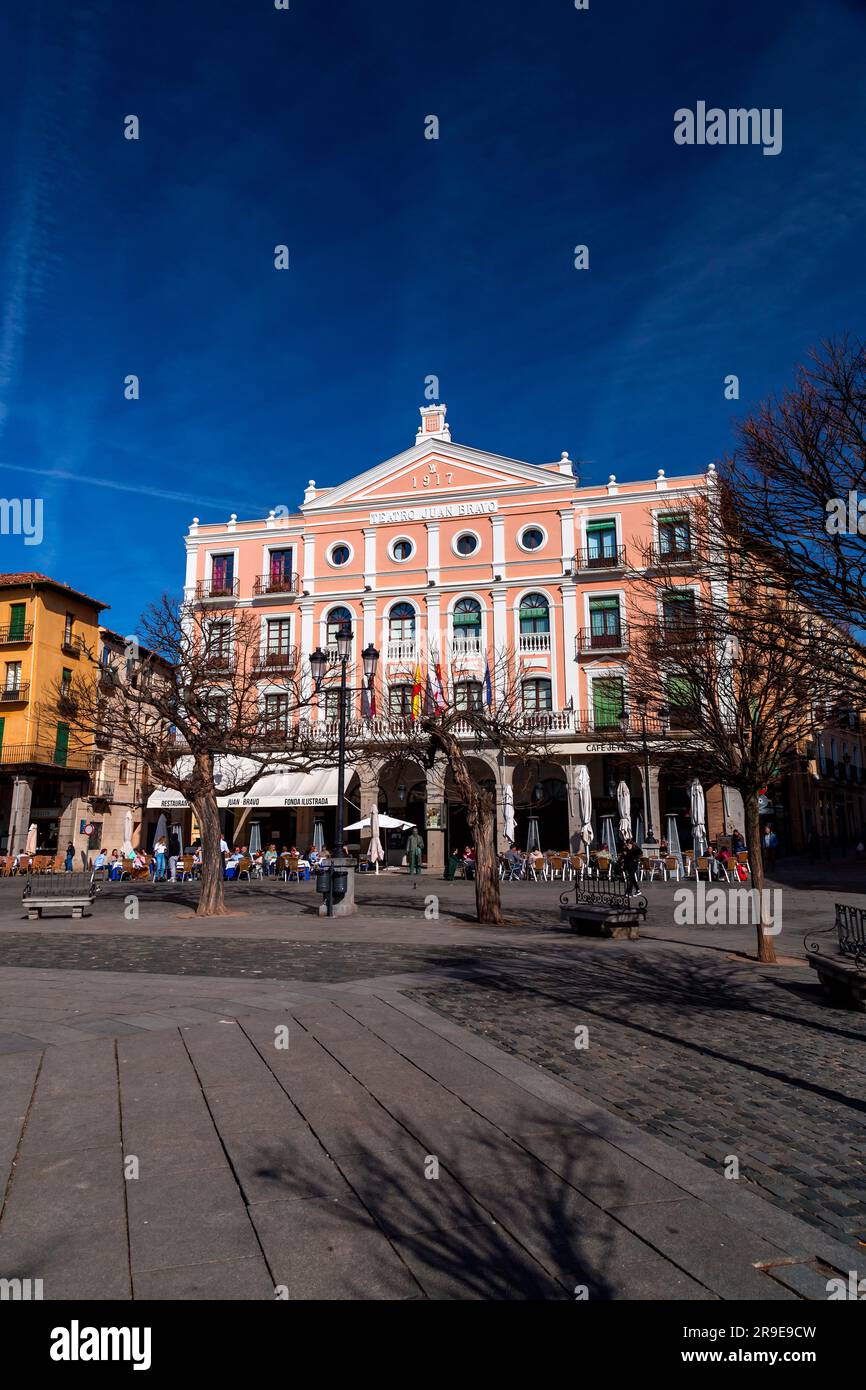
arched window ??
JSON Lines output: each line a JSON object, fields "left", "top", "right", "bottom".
{"left": 326, "top": 606, "right": 352, "bottom": 645}
{"left": 388, "top": 602, "right": 416, "bottom": 641}
{"left": 455, "top": 680, "right": 483, "bottom": 712}
{"left": 452, "top": 597, "right": 481, "bottom": 638}
{"left": 519, "top": 593, "right": 550, "bottom": 635}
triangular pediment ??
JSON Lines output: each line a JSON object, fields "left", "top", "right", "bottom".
{"left": 303, "top": 438, "right": 568, "bottom": 512}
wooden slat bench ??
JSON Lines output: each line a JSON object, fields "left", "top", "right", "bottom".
{"left": 22, "top": 871, "right": 99, "bottom": 921}
{"left": 805, "top": 903, "right": 866, "bottom": 1010}
{"left": 560, "top": 886, "right": 648, "bottom": 941}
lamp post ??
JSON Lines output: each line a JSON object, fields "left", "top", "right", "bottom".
{"left": 309, "top": 627, "right": 379, "bottom": 917}
{"left": 620, "top": 697, "right": 669, "bottom": 846}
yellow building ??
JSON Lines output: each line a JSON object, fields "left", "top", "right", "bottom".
{"left": 0, "top": 572, "right": 107, "bottom": 857}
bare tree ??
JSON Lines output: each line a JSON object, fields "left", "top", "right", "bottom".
{"left": 56, "top": 594, "right": 335, "bottom": 916}
{"left": 627, "top": 489, "right": 848, "bottom": 964}
{"left": 359, "top": 654, "right": 548, "bottom": 926}
{"left": 720, "top": 336, "right": 866, "bottom": 696}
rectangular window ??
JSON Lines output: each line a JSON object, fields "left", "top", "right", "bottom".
{"left": 210, "top": 554, "right": 235, "bottom": 594}
{"left": 207, "top": 622, "right": 232, "bottom": 668}
{"left": 592, "top": 677, "right": 624, "bottom": 729}
{"left": 586, "top": 520, "right": 617, "bottom": 564}
{"left": 266, "top": 618, "right": 292, "bottom": 655}
{"left": 662, "top": 590, "right": 697, "bottom": 629}
{"left": 588, "top": 597, "right": 621, "bottom": 646}
{"left": 54, "top": 723, "right": 70, "bottom": 766}
{"left": 5, "top": 661, "right": 21, "bottom": 691}
{"left": 667, "top": 675, "right": 699, "bottom": 729}
{"left": 265, "top": 693, "right": 289, "bottom": 733}
{"left": 523, "top": 679, "right": 553, "bottom": 712}
{"left": 0, "top": 716, "right": 4, "bottom": 753}
{"left": 119, "top": 759, "right": 129, "bottom": 784}
{"left": 8, "top": 603, "right": 26, "bottom": 640}
{"left": 657, "top": 514, "right": 691, "bottom": 557}
{"left": 389, "top": 685, "right": 413, "bottom": 717}
{"left": 60, "top": 667, "right": 73, "bottom": 697}
{"left": 455, "top": 681, "right": 482, "bottom": 712}
{"left": 268, "top": 550, "right": 294, "bottom": 587}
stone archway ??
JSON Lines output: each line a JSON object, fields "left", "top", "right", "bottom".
{"left": 512, "top": 759, "right": 569, "bottom": 852}
{"left": 378, "top": 757, "right": 426, "bottom": 866}
{"left": 444, "top": 754, "right": 499, "bottom": 858}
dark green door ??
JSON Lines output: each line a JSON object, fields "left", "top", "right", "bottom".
{"left": 54, "top": 723, "right": 70, "bottom": 767}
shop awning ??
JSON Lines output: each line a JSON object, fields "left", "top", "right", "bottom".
{"left": 146, "top": 766, "right": 340, "bottom": 811}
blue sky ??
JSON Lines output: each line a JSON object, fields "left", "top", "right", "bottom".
{"left": 1, "top": 0, "right": 865, "bottom": 630}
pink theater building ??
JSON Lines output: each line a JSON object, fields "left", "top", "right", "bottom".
{"left": 181, "top": 404, "right": 738, "bottom": 870}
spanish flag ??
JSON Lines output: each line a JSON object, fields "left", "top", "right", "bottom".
{"left": 411, "top": 661, "right": 423, "bottom": 720}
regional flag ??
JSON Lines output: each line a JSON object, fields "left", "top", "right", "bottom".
{"left": 484, "top": 660, "right": 493, "bottom": 707}
{"left": 430, "top": 660, "right": 447, "bottom": 713}
{"left": 411, "top": 661, "right": 423, "bottom": 720}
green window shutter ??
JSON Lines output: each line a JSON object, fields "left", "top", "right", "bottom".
{"left": 0, "top": 716, "right": 5, "bottom": 754}
{"left": 8, "top": 604, "right": 25, "bottom": 640}
{"left": 586, "top": 519, "right": 615, "bottom": 533}
{"left": 589, "top": 597, "right": 619, "bottom": 610}
{"left": 54, "top": 723, "right": 70, "bottom": 767}
{"left": 593, "top": 677, "right": 624, "bottom": 726}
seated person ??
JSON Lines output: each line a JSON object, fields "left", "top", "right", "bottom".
{"left": 505, "top": 845, "right": 523, "bottom": 879}
{"left": 462, "top": 845, "right": 476, "bottom": 879}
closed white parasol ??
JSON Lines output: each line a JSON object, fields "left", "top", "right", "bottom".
{"left": 689, "top": 778, "right": 707, "bottom": 855}
{"left": 576, "top": 765, "right": 593, "bottom": 847}
{"left": 616, "top": 779, "right": 632, "bottom": 839}
{"left": 368, "top": 805, "right": 384, "bottom": 874}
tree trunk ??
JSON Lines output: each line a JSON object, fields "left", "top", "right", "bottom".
{"left": 470, "top": 802, "right": 503, "bottom": 926}
{"left": 744, "top": 790, "right": 776, "bottom": 963}
{"left": 192, "top": 790, "right": 228, "bottom": 917}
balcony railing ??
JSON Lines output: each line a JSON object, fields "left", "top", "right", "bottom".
{"left": 203, "top": 652, "right": 235, "bottom": 672}
{"left": 386, "top": 639, "right": 417, "bottom": 662}
{"left": 299, "top": 706, "right": 682, "bottom": 743}
{"left": 0, "top": 623, "right": 32, "bottom": 644}
{"left": 448, "top": 636, "right": 483, "bottom": 659}
{"left": 518, "top": 632, "right": 551, "bottom": 654}
{"left": 61, "top": 633, "right": 85, "bottom": 657}
{"left": 0, "top": 682, "right": 29, "bottom": 703}
{"left": 253, "top": 646, "right": 299, "bottom": 673}
{"left": 0, "top": 741, "right": 91, "bottom": 770}
{"left": 642, "top": 544, "right": 695, "bottom": 568}
{"left": 573, "top": 546, "right": 627, "bottom": 572}
{"left": 89, "top": 780, "right": 115, "bottom": 801}
{"left": 577, "top": 624, "right": 628, "bottom": 655}
{"left": 195, "top": 579, "right": 239, "bottom": 601}
{"left": 253, "top": 572, "right": 300, "bottom": 597}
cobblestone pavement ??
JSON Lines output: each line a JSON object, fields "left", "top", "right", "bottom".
{"left": 409, "top": 945, "right": 866, "bottom": 1253}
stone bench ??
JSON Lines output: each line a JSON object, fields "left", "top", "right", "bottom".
{"left": 22, "top": 871, "right": 98, "bottom": 921}
{"left": 805, "top": 903, "right": 866, "bottom": 1010}
{"left": 560, "top": 887, "right": 647, "bottom": 941}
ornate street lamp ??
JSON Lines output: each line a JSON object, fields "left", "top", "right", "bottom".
{"left": 308, "top": 629, "right": 379, "bottom": 917}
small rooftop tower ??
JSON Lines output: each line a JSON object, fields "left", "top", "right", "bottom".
{"left": 416, "top": 402, "right": 451, "bottom": 444}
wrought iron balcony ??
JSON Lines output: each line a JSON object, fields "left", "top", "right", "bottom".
{"left": 253, "top": 646, "right": 299, "bottom": 674}
{"left": 0, "top": 682, "right": 29, "bottom": 703}
{"left": 203, "top": 651, "right": 235, "bottom": 672}
{"left": 0, "top": 623, "right": 32, "bottom": 644}
{"left": 195, "top": 579, "right": 239, "bottom": 601}
{"left": 641, "top": 544, "right": 696, "bottom": 569}
{"left": 572, "top": 546, "right": 627, "bottom": 573}
{"left": 577, "top": 624, "right": 628, "bottom": 655}
{"left": 61, "top": 633, "right": 85, "bottom": 657}
{"left": 252, "top": 572, "right": 300, "bottom": 597}
{"left": 89, "top": 780, "right": 115, "bottom": 801}
{"left": 0, "top": 740, "right": 90, "bottom": 770}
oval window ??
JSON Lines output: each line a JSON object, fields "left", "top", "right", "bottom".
{"left": 455, "top": 533, "right": 478, "bottom": 556}
{"left": 331, "top": 544, "right": 350, "bottom": 566}
{"left": 392, "top": 539, "right": 413, "bottom": 562}
{"left": 521, "top": 527, "right": 544, "bottom": 551}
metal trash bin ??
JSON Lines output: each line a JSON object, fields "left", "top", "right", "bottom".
{"left": 314, "top": 867, "right": 332, "bottom": 896}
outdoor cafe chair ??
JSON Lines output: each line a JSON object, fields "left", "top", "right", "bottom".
{"left": 177, "top": 854, "right": 195, "bottom": 882}
{"left": 639, "top": 855, "right": 660, "bottom": 883}
{"left": 735, "top": 851, "right": 752, "bottom": 879}
{"left": 568, "top": 853, "right": 586, "bottom": 882}
{"left": 236, "top": 856, "right": 253, "bottom": 882}
{"left": 694, "top": 856, "right": 712, "bottom": 881}
{"left": 682, "top": 851, "right": 694, "bottom": 878}
{"left": 595, "top": 855, "right": 612, "bottom": 882}
{"left": 664, "top": 855, "right": 681, "bottom": 882}
{"left": 546, "top": 854, "right": 565, "bottom": 881}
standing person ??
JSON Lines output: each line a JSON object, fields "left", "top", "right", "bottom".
{"left": 621, "top": 838, "right": 643, "bottom": 898}
{"left": 168, "top": 831, "right": 181, "bottom": 883}
{"left": 64, "top": 840, "right": 75, "bottom": 873}
{"left": 153, "top": 836, "right": 167, "bottom": 881}
{"left": 406, "top": 826, "right": 424, "bottom": 876}
{"left": 762, "top": 823, "right": 777, "bottom": 869}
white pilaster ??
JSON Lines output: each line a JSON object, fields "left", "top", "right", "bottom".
{"left": 491, "top": 514, "right": 506, "bottom": 579}
{"left": 559, "top": 506, "right": 576, "bottom": 569}
{"left": 560, "top": 579, "right": 580, "bottom": 709}
{"left": 426, "top": 522, "right": 440, "bottom": 586}
{"left": 363, "top": 528, "right": 377, "bottom": 589}
{"left": 302, "top": 533, "right": 316, "bottom": 593}
{"left": 492, "top": 584, "right": 508, "bottom": 702}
